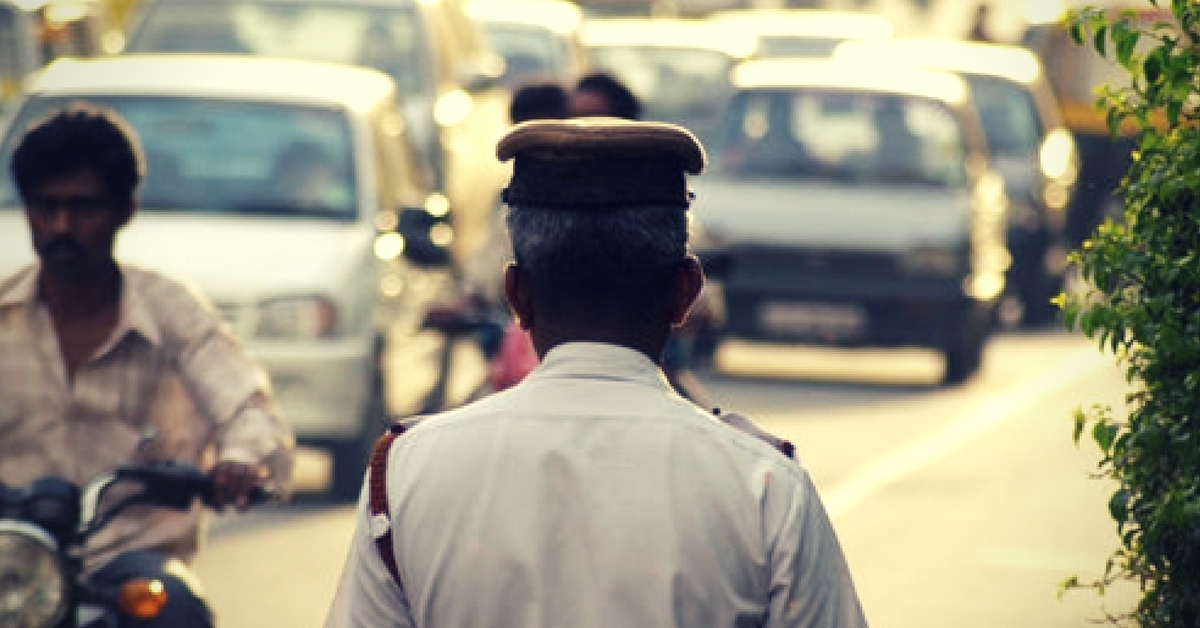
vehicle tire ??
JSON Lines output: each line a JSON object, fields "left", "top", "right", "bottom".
{"left": 941, "top": 318, "right": 987, "bottom": 386}
{"left": 1020, "top": 281, "right": 1062, "bottom": 328}
{"left": 1011, "top": 231, "right": 1062, "bottom": 329}
{"left": 328, "top": 361, "right": 389, "bottom": 503}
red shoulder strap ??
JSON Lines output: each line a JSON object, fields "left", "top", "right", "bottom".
{"left": 368, "top": 422, "right": 409, "bottom": 588}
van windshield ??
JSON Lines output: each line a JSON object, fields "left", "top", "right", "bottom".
{"left": 0, "top": 95, "right": 359, "bottom": 221}
{"left": 127, "top": 0, "right": 435, "bottom": 99}
{"left": 710, "top": 89, "right": 969, "bottom": 188}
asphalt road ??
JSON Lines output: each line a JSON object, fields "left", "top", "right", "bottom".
{"left": 195, "top": 328, "right": 1139, "bottom": 628}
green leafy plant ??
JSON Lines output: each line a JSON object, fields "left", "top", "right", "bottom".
{"left": 1059, "top": 1, "right": 1200, "bottom": 625}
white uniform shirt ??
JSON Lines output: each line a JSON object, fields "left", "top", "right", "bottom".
{"left": 325, "top": 342, "right": 867, "bottom": 628}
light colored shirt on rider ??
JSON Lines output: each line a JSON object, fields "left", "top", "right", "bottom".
{"left": 0, "top": 263, "right": 294, "bottom": 572}
{"left": 324, "top": 342, "right": 868, "bottom": 628}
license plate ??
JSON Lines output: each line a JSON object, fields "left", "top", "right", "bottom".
{"left": 759, "top": 302, "right": 866, "bottom": 338}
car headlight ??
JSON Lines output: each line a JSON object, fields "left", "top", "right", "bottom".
{"left": 0, "top": 523, "right": 69, "bottom": 628}
{"left": 902, "top": 246, "right": 963, "bottom": 276}
{"left": 255, "top": 296, "right": 338, "bottom": 339}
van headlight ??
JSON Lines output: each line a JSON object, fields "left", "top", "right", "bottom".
{"left": 255, "top": 296, "right": 338, "bottom": 338}
{"left": 902, "top": 246, "right": 962, "bottom": 276}
{"left": 0, "top": 523, "right": 69, "bottom": 628}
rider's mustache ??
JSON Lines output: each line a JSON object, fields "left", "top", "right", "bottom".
{"left": 37, "top": 234, "right": 87, "bottom": 260}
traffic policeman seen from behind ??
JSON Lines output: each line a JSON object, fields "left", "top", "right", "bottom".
{"left": 0, "top": 104, "right": 295, "bottom": 627}
{"left": 323, "top": 118, "right": 869, "bottom": 628}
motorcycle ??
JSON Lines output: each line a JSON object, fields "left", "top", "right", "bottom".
{"left": 0, "top": 461, "right": 268, "bottom": 628}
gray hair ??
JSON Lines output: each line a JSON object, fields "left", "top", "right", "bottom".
{"left": 508, "top": 206, "right": 687, "bottom": 269}
{"left": 506, "top": 205, "right": 689, "bottom": 317}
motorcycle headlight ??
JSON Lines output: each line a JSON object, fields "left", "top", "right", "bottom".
{"left": 255, "top": 296, "right": 338, "bottom": 339}
{"left": 0, "top": 522, "right": 69, "bottom": 628}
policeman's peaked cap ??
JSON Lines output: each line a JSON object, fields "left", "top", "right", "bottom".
{"left": 496, "top": 118, "right": 706, "bottom": 211}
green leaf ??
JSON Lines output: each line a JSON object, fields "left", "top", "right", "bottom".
{"left": 1064, "top": 299, "right": 1081, "bottom": 330}
{"left": 1144, "top": 52, "right": 1164, "bottom": 85}
{"left": 1169, "top": 99, "right": 1183, "bottom": 127}
{"left": 1108, "top": 107, "right": 1126, "bottom": 138}
{"left": 1093, "top": 420, "right": 1118, "bottom": 454}
{"left": 1070, "top": 19, "right": 1085, "bottom": 46}
{"left": 1094, "top": 24, "right": 1109, "bottom": 57}
{"left": 1109, "top": 488, "right": 1131, "bottom": 522}
{"left": 1081, "top": 307, "right": 1098, "bottom": 337}
{"left": 1113, "top": 21, "right": 1140, "bottom": 67}
{"left": 1073, "top": 409, "right": 1088, "bottom": 445}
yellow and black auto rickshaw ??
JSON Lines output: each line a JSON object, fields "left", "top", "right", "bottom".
{"left": 1021, "top": 0, "right": 1170, "bottom": 247}
{"left": 0, "top": 0, "right": 116, "bottom": 109}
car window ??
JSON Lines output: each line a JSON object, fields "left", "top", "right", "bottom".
{"left": 711, "top": 89, "right": 968, "bottom": 188}
{"left": 128, "top": 1, "right": 435, "bottom": 98}
{"left": 590, "top": 46, "right": 735, "bottom": 120}
{"left": 757, "top": 35, "right": 846, "bottom": 58}
{"left": 481, "top": 22, "right": 562, "bottom": 85}
{"left": 0, "top": 95, "right": 359, "bottom": 220}
{"left": 962, "top": 74, "right": 1042, "bottom": 158}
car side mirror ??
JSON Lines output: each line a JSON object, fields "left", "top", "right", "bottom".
{"left": 458, "top": 54, "right": 505, "bottom": 94}
{"left": 397, "top": 206, "right": 453, "bottom": 268}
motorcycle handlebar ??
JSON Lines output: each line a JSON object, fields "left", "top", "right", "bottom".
{"left": 79, "top": 462, "right": 274, "bottom": 539}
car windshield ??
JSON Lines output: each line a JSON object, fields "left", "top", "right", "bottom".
{"left": 127, "top": 1, "right": 434, "bottom": 99}
{"left": 482, "top": 22, "right": 564, "bottom": 85}
{"left": 709, "top": 89, "right": 968, "bottom": 188}
{"left": 0, "top": 95, "right": 359, "bottom": 220}
{"left": 962, "top": 74, "right": 1043, "bottom": 158}
{"left": 757, "top": 35, "right": 848, "bottom": 58}
{"left": 590, "top": 45, "right": 735, "bottom": 121}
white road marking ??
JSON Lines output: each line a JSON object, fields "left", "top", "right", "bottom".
{"left": 823, "top": 346, "right": 1112, "bottom": 518}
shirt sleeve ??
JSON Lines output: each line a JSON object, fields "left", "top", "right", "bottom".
{"left": 323, "top": 484, "right": 417, "bottom": 628}
{"left": 765, "top": 468, "right": 869, "bottom": 628}
{"left": 162, "top": 281, "right": 295, "bottom": 486}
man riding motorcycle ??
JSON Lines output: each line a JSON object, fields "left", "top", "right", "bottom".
{"left": 0, "top": 104, "right": 295, "bottom": 627}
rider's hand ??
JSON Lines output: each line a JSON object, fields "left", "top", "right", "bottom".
{"left": 210, "top": 461, "right": 265, "bottom": 511}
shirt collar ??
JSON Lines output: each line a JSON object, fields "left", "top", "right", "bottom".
{"left": 0, "top": 262, "right": 163, "bottom": 346}
{"left": 0, "top": 265, "right": 38, "bottom": 309}
{"left": 527, "top": 341, "right": 672, "bottom": 391}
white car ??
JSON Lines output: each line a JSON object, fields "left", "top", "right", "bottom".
{"left": 692, "top": 58, "right": 1010, "bottom": 385}
{"left": 0, "top": 55, "right": 443, "bottom": 498}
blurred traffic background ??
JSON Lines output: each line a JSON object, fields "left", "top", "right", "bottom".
{"left": 0, "top": 0, "right": 1157, "bottom": 625}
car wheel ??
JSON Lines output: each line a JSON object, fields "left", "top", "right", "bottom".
{"left": 1014, "top": 233, "right": 1065, "bottom": 329}
{"left": 1020, "top": 287, "right": 1061, "bottom": 328}
{"left": 1019, "top": 265, "right": 1065, "bottom": 329}
{"left": 941, "top": 319, "right": 987, "bottom": 386}
{"left": 328, "top": 362, "right": 389, "bottom": 503}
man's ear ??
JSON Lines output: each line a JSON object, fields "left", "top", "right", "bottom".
{"left": 504, "top": 262, "right": 534, "bottom": 331}
{"left": 670, "top": 255, "right": 704, "bottom": 328}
